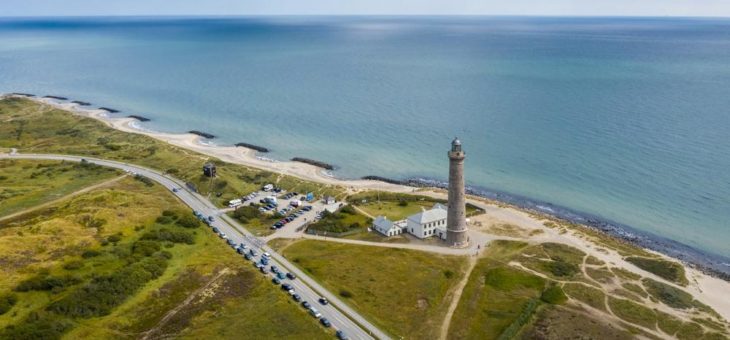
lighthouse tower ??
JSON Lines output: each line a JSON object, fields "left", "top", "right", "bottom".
{"left": 446, "top": 137, "right": 469, "bottom": 248}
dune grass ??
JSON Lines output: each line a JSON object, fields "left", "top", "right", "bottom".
{"left": 0, "top": 159, "right": 119, "bottom": 218}
{"left": 276, "top": 239, "right": 469, "bottom": 339}
{"left": 0, "top": 171, "right": 327, "bottom": 339}
{"left": 0, "top": 97, "right": 344, "bottom": 208}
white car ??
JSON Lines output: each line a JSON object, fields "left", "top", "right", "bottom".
{"left": 309, "top": 307, "right": 322, "bottom": 318}
{"left": 219, "top": 233, "right": 227, "bottom": 239}
{"left": 263, "top": 252, "right": 271, "bottom": 258}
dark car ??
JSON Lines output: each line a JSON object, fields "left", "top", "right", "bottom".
{"left": 272, "top": 278, "right": 281, "bottom": 285}
{"left": 301, "top": 301, "right": 311, "bottom": 309}
{"left": 320, "top": 318, "right": 331, "bottom": 328}
{"left": 318, "top": 297, "right": 328, "bottom": 305}
{"left": 336, "top": 330, "right": 349, "bottom": 340}
{"left": 244, "top": 254, "right": 252, "bottom": 261}
{"left": 286, "top": 272, "right": 296, "bottom": 280}
{"left": 292, "top": 294, "right": 301, "bottom": 302}
{"left": 270, "top": 265, "right": 279, "bottom": 273}
{"left": 281, "top": 283, "right": 293, "bottom": 291}
{"left": 212, "top": 227, "right": 219, "bottom": 233}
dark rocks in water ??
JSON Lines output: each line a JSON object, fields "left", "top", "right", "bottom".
{"left": 188, "top": 130, "right": 215, "bottom": 139}
{"left": 127, "top": 115, "right": 151, "bottom": 122}
{"left": 98, "top": 107, "right": 120, "bottom": 113}
{"left": 43, "top": 95, "right": 68, "bottom": 100}
{"left": 11, "top": 92, "right": 35, "bottom": 97}
{"left": 361, "top": 176, "right": 407, "bottom": 186}
{"left": 71, "top": 100, "right": 91, "bottom": 106}
{"left": 235, "top": 142, "right": 269, "bottom": 153}
{"left": 291, "top": 157, "right": 334, "bottom": 170}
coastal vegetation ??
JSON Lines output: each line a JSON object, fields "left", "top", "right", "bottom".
{"left": 0, "top": 165, "right": 328, "bottom": 339}
{"left": 306, "top": 205, "right": 371, "bottom": 235}
{"left": 229, "top": 205, "right": 279, "bottom": 236}
{"left": 0, "top": 159, "right": 119, "bottom": 218}
{"left": 271, "top": 239, "right": 469, "bottom": 339}
{"left": 348, "top": 191, "right": 483, "bottom": 221}
{"left": 0, "top": 97, "right": 344, "bottom": 209}
{"left": 625, "top": 256, "right": 688, "bottom": 286}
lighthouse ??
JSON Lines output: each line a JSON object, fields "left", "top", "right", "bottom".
{"left": 446, "top": 137, "right": 468, "bottom": 248}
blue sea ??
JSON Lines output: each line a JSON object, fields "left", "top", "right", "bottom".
{"left": 1, "top": 16, "right": 729, "bottom": 267}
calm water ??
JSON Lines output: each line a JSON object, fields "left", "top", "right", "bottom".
{"left": 1, "top": 16, "right": 729, "bottom": 259}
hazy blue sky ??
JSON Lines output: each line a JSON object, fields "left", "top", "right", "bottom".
{"left": 1, "top": 0, "right": 729, "bottom": 17}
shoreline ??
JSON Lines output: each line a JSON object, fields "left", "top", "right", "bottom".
{"left": 6, "top": 94, "right": 730, "bottom": 320}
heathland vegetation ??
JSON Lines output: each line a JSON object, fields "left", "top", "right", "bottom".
{"left": 0, "top": 165, "right": 328, "bottom": 339}
{"left": 270, "top": 239, "right": 469, "bottom": 339}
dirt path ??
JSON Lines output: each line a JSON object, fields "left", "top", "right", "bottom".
{"left": 439, "top": 255, "right": 478, "bottom": 340}
{"left": 140, "top": 268, "right": 231, "bottom": 340}
{"left": 0, "top": 174, "right": 127, "bottom": 222}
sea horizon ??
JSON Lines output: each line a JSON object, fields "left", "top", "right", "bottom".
{"left": 2, "top": 16, "right": 729, "bottom": 263}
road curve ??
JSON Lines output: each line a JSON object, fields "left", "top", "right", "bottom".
{"left": 1, "top": 153, "right": 391, "bottom": 340}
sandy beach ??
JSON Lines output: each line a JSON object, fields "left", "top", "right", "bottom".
{"left": 16, "top": 95, "right": 730, "bottom": 322}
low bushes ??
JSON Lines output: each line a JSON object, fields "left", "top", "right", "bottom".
{"left": 0, "top": 294, "right": 18, "bottom": 315}
{"left": 14, "top": 274, "right": 81, "bottom": 293}
{"left": 626, "top": 256, "right": 687, "bottom": 286}
{"left": 141, "top": 228, "right": 195, "bottom": 245}
{"left": 48, "top": 253, "right": 169, "bottom": 318}
{"left": 642, "top": 278, "right": 694, "bottom": 309}
{"left": 0, "top": 311, "right": 73, "bottom": 340}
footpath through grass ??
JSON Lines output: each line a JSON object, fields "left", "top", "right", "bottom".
{"left": 0, "top": 171, "right": 328, "bottom": 339}
{"left": 274, "top": 239, "right": 469, "bottom": 339}
{"left": 0, "top": 159, "right": 119, "bottom": 218}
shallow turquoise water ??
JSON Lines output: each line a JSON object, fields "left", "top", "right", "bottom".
{"left": 1, "top": 16, "right": 729, "bottom": 259}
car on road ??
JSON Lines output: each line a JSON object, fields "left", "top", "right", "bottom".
{"left": 270, "top": 265, "right": 279, "bottom": 273}
{"left": 207, "top": 216, "right": 215, "bottom": 222}
{"left": 219, "top": 232, "right": 227, "bottom": 239}
{"left": 244, "top": 254, "right": 252, "bottom": 261}
{"left": 292, "top": 293, "right": 301, "bottom": 302}
{"left": 272, "top": 278, "right": 281, "bottom": 285}
{"left": 212, "top": 227, "right": 219, "bottom": 233}
{"left": 276, "top": 272, "right": 286, "bottom": 280}
{"left": 301, "top": 301, "right": 311, "bottom": 309}
{"left": 249, "top": 249, "right": 257, "bottom": 257}
{"left": 236, "top": 247, "right": 244, "bottom": 254}
{"left": 318, "top": 297, "right": 329, "bottom": 305}
{"left": 286, "top": 272, "right": 296, "bottom": 280}
{"left": 172, "top": 188, "right": 178, "bottom": 192}
{"left": 263, "top": 252, "right": 271, "bottom": 258}
{"left": 281, "top": 283, "right": 293, "bottom": 291}
{"left": 320, "top": 318, "right": 331, "bottom": 327}
{"left": 336, "top": 330, "right": 349, "bottom": 340}
{"left": 259, "top": 266, "right": 269, "bottom": 274}
{"left": 226, "top": 239, "right": 235, "bottom": 247}
{"left": 308, "top": 307, "right": 322, "bottom": 318}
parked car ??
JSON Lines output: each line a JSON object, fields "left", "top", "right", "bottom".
{"left": 270, "top": 265, "right": 279, "bottom": 273}
{"left": 212, "top": 227, "right": 220, "bottom": 233}
{"left": 301, "top": 301, "right": 311, "bottom": 309}
{"left": 320, "top": 318, "right": 331, "bottom": 327}
{"left": 207, "top": 216, "right": 215, "bottom": 222}
{"left": 219, "top": 233, "right": 227, "bottom": 239}
{"left": 336, "top": 330, "right": 349, "bottom": 340}
{"left": 281, "top": 283, "right": 293, "bottom": 291}
{"left": 318, "top": 297, "right": 329, "bottom": 305}
{"left": 309, "top": 307, "right": 322, "bottom": 318}
{"left": 276, "top": 272, "right": 286, "bottom": 280}
{"left": 259, "top": 266, "right": 269, "bottom": 274}
{"left": 263, "top": 252, "right": 271, "bottom": 258}
{"left": 286, "top": 272, "right": 296, "bottom": 280}
{"left": 244, "top": 254, "right": 252, "bottom": 261}
{"left": 292, "top": 294, "right": 301, "bottom": 302}
{"left": 272, "top": 278, "right": 280, "bottom": 285}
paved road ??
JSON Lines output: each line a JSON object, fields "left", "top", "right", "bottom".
{"left": 1, "top": 153, "right": 390, "bottom": 340}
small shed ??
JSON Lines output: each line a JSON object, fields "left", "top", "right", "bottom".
{"left": 203, "top": 163, "right": 217, "bottom": 177}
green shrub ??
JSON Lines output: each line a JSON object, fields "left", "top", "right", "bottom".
{"left": 176, "top": 214, "right": 201, "bottom": 228}
{"left": 540, "top": 285, "right": 567, "bottom": 304}
{"left": 14, "top": 274, "right": 81, "bottom": 292}
{"left": 339, "top": 289, "right": 353, "bottom": 298}
{"left": 106, "top": 234, "right": 122, "bottom": 244}
{"left": 132, "top": 240, "right": 162, "bottom": 257}
{"left": 340, "top": 205, "right": 356, "bottom": 215}
{"left": 81, "top": 250, "right": 101, "bottom": 258}
{"left": 48, "top": 254, "right": 168, "bottom": 318}
{"left": 626, "top": 256, "right": 687, "bottom": 285}
{"left": 133, "top": 174, "right": 154, "bottom": 187}
{"left": 642, "top": 278, "right": 694, "bottom": 309}
{"left": 141, "top": 229, "right": 195, "bottom": 245}
{"left": 497, "top": 299, "right": 540, "bottom": 340}
{"left": 232, "top": 205, "right": 262, "bottom": 220}
{"left": 0, "top": 294, "right": 18, "bottom": 315}
{"left": 546, "top": 258, "right": 579, "bottom": 277}
{"left": 0, "top": 311, "right": 73, "bottom": 339}
{"left": 155, "top": 215, "right": 175, "bottom": 224}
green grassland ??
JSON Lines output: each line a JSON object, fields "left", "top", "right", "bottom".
{"left": 271, "top": 239, "right": 469, "bottom": 339}
{"left": 0, "top": 159, "right": 119, "bottom": 218}
{"left": 0, "top": 97, "right": 344, "bottom": 208}
{"left": 0, "top": 170, "right": 328, "bottom": 339}
{"left": 307, "top": 205, "right": 372, "bottom": 235}
{"left": 349, "top": 191, "right": 483, "bottom": 221}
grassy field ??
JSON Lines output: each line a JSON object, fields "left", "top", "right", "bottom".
{"left": 0, "top": 159, "right": 119, "bottom": 218}
{"left": 0, "top": 168, "right": 328, "bottom": 339}
{"left": 0, "top": 97, "right": 344, "bottom": 208}
{"left": 349, "top": 191, "right": 483, "bottom": 221}
{"left": 307, "top": 205, "right": 372, "bottom": 235}
{"left": 272, "top": 239, "right": 469, "bottom": 339}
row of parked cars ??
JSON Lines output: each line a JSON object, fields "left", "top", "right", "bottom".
{"left": 197, "top": 209, "right": 349, "bottom": 340}
{"left": 272, "top": 205, "right": 313, "bottom": 229}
